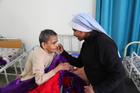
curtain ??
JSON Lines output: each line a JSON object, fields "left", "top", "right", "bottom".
{"left": 96, "top": 0, "right": 140, "bottom": 56}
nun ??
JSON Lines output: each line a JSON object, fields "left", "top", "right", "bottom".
{"left": 60, "top": 13, "right": 126, "bottom": 93}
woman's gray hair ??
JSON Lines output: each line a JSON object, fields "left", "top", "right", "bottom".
{"left": 39, "top": 29, "right": 57, "bottom": 47}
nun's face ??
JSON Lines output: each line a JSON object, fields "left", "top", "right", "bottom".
{"left": 73, "top": 29, "right": 89, "bottom": 41}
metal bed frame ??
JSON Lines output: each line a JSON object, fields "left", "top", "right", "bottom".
{"left": 0, "top": 36, "right": 25, "bottom": 84}
{"left": 123, "top": 41, "right": 140, "bottom": 92}
{"left": 58, "top": 35, "right": 82, "bottom": 53}
{"left": 0, "top": 47, "right": 25, "bottom": 84}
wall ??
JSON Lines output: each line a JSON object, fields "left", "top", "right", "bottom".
{"left": 0, "top": 0, "right": 96, "bottom": 50}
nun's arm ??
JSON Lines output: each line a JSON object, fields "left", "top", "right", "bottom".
{"left": 61, "top": 50, "right": 83, "bottom": 68}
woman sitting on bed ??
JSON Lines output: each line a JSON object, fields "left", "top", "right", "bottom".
{"left": 0, "top": 29, "right": 71, "bottom": 93}
{"left": 20, "top": 29, "right": 71, "bottom": 85}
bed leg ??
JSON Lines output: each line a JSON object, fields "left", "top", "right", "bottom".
{"left": 14, "top": 64, "right": 18, "bottom": 75}
{"left": 4, "top": 69, "right": 9, "bottom": 84}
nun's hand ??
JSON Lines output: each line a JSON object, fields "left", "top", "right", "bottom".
{"left": 56, "top": 43, "right": 64, "bottom": 54}
{"left": 84, "top": 84, "right": 95, "bottom": 93}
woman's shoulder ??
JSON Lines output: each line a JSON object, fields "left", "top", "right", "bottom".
{"left": 97, "top": 33, "right": 110, "bottom": 41}
{"left": 97, "top": 33, "right": 117, "bottom": 48}
{"left": 30, "top": 47, "right": 46, "bottom": 58}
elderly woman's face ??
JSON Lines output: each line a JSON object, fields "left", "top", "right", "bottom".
{"left": 73, "top": 29, "right": 88, "bottom": 41}
{"left": 43, "top": 35, "right": 58, "bottom": 53}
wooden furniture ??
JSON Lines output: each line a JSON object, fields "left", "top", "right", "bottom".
{"left": 0, "top": 39, "right": 22, "bottom": 48}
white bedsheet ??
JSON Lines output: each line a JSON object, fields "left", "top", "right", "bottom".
{"left": 0, "top": 48, "right": 23, "bottom": 63}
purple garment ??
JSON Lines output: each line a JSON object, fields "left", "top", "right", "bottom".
{"left": 47, "top": 55, "right": 86, "bottom": 93}
{"left": 0, "top": 78, "right": 36, "bottom": 93}
{"left": 61, "top": 71, "right": 86, "bottom": 93}
{"left": 0, "top": 55, "right": 86, "bottom": 93}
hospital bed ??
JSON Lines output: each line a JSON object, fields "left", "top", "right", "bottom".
{"left": 0, "top": 35, "right": 86, "bottom": 85}
{"left": 0, "top": 38, "right": 25, "bottom": 84}
{"left": 58, "top": 35, "right": 82, "bottom": 54}
{"left": 123, "top": 41, "right": 140, "bottom": 92}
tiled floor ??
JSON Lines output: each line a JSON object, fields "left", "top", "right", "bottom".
{"left": 0, "top": 74, "right": 16, "bottom": 87}
{"left": 0, "top": 67, "right": 19, "bottom": 87}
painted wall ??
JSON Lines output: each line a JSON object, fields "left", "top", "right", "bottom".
{"left": 0, "top": 0, "right": 96, "bottom": 50}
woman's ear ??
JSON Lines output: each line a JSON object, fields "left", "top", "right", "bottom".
{"left": 41, "top": 42, "right": 46, "bottom": 49}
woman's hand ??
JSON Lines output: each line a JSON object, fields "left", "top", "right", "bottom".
{"left": 54, "top": 63, "right": 71, "bottom": 73}
{"left": 84, "top": 84, "right": 95, "bottom": 93}
{"left": 16, "top": 74, "right": 21, "bottom": 79}
{"left": 69, "top": 66, "right": 77, "bottom": 72}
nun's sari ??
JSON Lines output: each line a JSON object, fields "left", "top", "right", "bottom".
{"left": 0, "top": 55, "right": 86, "bottom": 93}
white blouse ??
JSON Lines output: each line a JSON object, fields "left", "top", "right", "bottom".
{"left": 20, "top": 47, "right": 56, "bottom": 85}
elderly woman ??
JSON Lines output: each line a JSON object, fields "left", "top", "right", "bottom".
{"left": 0, "top": 29, "right": 71, "bottom": 93}
{"left": 60, "top": 13, "right": 126, "bottom": 93}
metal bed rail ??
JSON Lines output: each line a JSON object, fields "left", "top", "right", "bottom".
{"left": 123, "top": 41, "right": 140, "bottom": 92}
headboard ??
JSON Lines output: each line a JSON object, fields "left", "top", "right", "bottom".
{"left": 0, "top": 39, "right": 22, "bottom": 48}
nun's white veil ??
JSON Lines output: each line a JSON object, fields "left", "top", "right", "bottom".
{"left": 71, "top": 13, "right": 107, "bottom": 34}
